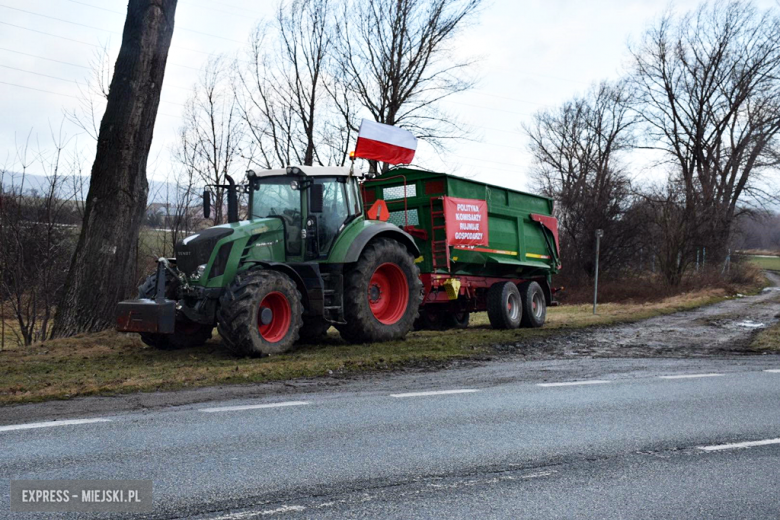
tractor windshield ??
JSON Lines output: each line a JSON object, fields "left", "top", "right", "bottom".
{"left": 252, "top": 176, "right": 302, "bottom": 220}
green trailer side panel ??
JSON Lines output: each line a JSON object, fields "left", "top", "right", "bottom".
{"left": 366, "top": 168, "right": 558, "bottom": 278}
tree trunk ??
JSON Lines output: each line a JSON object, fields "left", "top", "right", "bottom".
{"left": 52, "top": 0, "right": 177, "bottom": 338}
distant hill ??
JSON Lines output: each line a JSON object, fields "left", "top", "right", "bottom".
{"left": 0, "top": 173, "right": 178, "bottom": 204}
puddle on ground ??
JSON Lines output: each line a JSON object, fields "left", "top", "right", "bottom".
{"left": 735, "top": 320, "right": 765, "bottom": 329}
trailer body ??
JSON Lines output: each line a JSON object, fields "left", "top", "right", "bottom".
{"left": 363, "top": 168, "right": 560, "bottom": 319}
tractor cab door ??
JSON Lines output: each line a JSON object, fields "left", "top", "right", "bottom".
{"left": 307, "top": 177, "right": 352, "bottom": 258}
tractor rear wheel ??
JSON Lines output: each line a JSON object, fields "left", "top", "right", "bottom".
{"left": 136, "top": 272, "right": 213, "bottom": 350}
{"left": 337, "top": 239, "right": 423, "bottom": 343}
{"left": 519, "top": 281, "right": 547, "bottom": 328}
{"left": 217, "top": 270, "right": 303, "bottom": 356}
{"left": 486, "top": 281, "right": 522, "bottom": 330}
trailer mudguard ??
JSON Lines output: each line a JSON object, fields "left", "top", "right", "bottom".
{"left": 342, "top": 223, "right": 421, "bottom": 263}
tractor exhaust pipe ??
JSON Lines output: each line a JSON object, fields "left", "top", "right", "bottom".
{"left": 225, "top": 174, "right": 239, "bottom": 224}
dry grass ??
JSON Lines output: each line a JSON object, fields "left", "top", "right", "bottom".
{"left": 555, "top": 262, "right": 765, "bottom": 305}
{"left": 0, "top": 278, "right": 764, "bottom": 405}
{"left": 751, "top": 323, "right": 780, "bottom": 352}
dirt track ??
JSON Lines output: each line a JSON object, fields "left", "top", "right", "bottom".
{"left": 498, "top": 271, "right": 780, "bottom": 359}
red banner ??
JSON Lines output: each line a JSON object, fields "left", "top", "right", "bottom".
{"left": 443, "top": 197, "right": 489, "bottom": 246}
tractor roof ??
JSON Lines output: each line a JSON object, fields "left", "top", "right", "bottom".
{"left": 248, "top": 166, "right": 366, "bottom": 178}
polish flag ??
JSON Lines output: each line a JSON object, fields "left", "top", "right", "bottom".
{"left": 354, "top": 119, "right": 417, "bottom": 165}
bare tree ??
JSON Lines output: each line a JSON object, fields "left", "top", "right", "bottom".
{"left": 178, "top": 56, "right": 245, "bottom": 225}
{"left": 525, "top": 81, "right": 638, "bottom": 278}
{"left": 333, "top": 0, "right": 482, "bottom": 171}
{"left": 52, "top": 0, "right": 178, "bottom": 338}
{"left": 66, "top": 42, "right": 113, "bottom": 141}
{"left": 235, "top": 0, "right": 334, "bottom": 169}
{"left": 0, "top": 127, "right": 78, "bottom": 345}
{"left": 630, "top": 1, "right": 780, "bottom": 266}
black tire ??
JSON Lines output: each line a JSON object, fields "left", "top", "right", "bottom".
{"left": 336, "top": 238, "right": 423, "bottom": 343}
{"left": 297, "top": 316, "right": 331, "bottom": 343}
{"left": 486, "top": 281, "right": 522, "bottom": 330}
{"left": 136, "top": 272, "right": 213, "bottom": 350}
{"left": 217, "top": 270, "right": 303, "bottom": 356}
{"left": 414, "top": 308, "right": 447, "bottom": 331}
{"left": 444, "top": 311, "right": 470, "bottom": 329}
{"left": 519, "top": 281, "right": 547, "bottom": 328}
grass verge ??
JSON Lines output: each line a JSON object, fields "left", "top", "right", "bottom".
{"left": 751, "top": 322, "right": 780, "bottom": 352}
{"left": 1, "top": 282, "right": 763, "bottom": 406}
{"left": 747, "top": 254, "right": 780, "bottom": 272}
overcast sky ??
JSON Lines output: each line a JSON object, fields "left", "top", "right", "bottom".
{"left": 0, "top": 0, "right": 778, "bottom": 193}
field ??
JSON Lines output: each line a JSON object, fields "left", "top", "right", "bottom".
{"left": 0, "top": 283, "right": 760, "bottom": 406}
{"left": 747, "top": 254, "right": 780, "bottom": 272}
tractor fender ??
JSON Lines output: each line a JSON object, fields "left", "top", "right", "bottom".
{"left": 343, "top": 223, "right": 421, "bottom": 263}
{"left": 243, "top": 261, "right": 312, "bottom": 310}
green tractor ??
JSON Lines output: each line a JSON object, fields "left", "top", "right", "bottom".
{"left": 117, "top": 166, "right": 423, "bottom": 356}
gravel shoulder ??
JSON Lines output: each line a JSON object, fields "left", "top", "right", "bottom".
{"left": 498, "top": 271, "right": 780, "bottom": 359}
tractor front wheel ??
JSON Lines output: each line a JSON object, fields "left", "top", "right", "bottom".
{"left": 337, "top": 239, "right": 423, "bottom": 343}
{"left": 217, "top": 270, "right": 303, "bottom": 356}
{"left": 136, "top": 272, "right": 213, "bottom": 350}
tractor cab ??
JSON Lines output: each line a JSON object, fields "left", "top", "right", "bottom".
{"left": 246, "top": 166, "right": 365, "bottom": 260}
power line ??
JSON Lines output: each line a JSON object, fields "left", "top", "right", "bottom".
{"left": 62, "top": 0, "right": 122, "bottom": 15}
{"left": 445, "top": 99, "right": 535, "bottom": 117}
{"left": 0, "top": 21, "right": 102, "bottom": 48}
{"left": 469, "top": 89, "right": 551, "bottom": 107}
{"left": 185, "top": 0, "right": 259, "bottom": 20}
{"left": 0, "top": 47, "right": 90, "bottom": 69}
{"left": 0, "top": 4, "right": 114, "bottom": 33}
{"left": 199, "top": 0, "right": 266, "bottom": 16}
{"left": 0, "top": 64, "right": 79, "bottom": 83}
{"left": 1, "top": 21, "right": 202, "bottom": 71}
{"left": 0, "top": 80, "right": 80, "bottom": 99}
{"left": 0, "top": 4, "right": 242, "bottom": 55}
{"left": 0, "top": 76, "right": 186, "bottom": 108}
{"left": 0, "top": 47, "right": 193, "bottom": 91}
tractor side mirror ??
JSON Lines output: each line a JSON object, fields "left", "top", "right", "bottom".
{"left": 203, "top": 190, "right": 211, "bottom": 219}
{"left": 310, "top": 183, "right": 324, "bottom": 213}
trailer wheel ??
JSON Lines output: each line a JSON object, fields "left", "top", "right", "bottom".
{"left": 297, "top": 316, "right": 331, "bottom": 343}
{"left": 444, "top": 311, "right": 470, "bottom": 329}
{"left": 519, "top": 281, "right": 547, "bottom": 328}
{"left": 337, "top": 238, "right": 423, "bottom": 343}
{"left": 217, "top": 270, "right": 303, "bottom": 356}
{"left": 415, "top": 308, "right": 470, "bottom": 331}
{"left": 486, "top": 281, "right": 522, "bottom": 330}
{"left": 414, "top": 308, "right": 446, "bottom": 331}
{"left": 136, "top": 272, "right": 213, "bottom": 350}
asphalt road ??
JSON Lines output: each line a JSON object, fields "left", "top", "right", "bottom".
{"left": 2, "top": 356, "right": 780, "bottom": 519}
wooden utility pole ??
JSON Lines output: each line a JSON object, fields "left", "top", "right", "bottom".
{"left": 52, "top": 0, "right": 178, "bottom": 337}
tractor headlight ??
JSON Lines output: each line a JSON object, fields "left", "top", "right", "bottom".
{"left": 190, "top": 264, "right": 207, "bottom": 280}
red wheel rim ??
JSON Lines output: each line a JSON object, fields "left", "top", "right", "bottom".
{"left": 368, "top": 263, "right": 409, "bottom": 325}
{"left": 258, "top": 291, "right": 291, "bottom": 343}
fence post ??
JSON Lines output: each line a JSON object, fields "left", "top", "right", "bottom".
{"left": 593, "top": 229, "right": 603, "bottom": 315}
